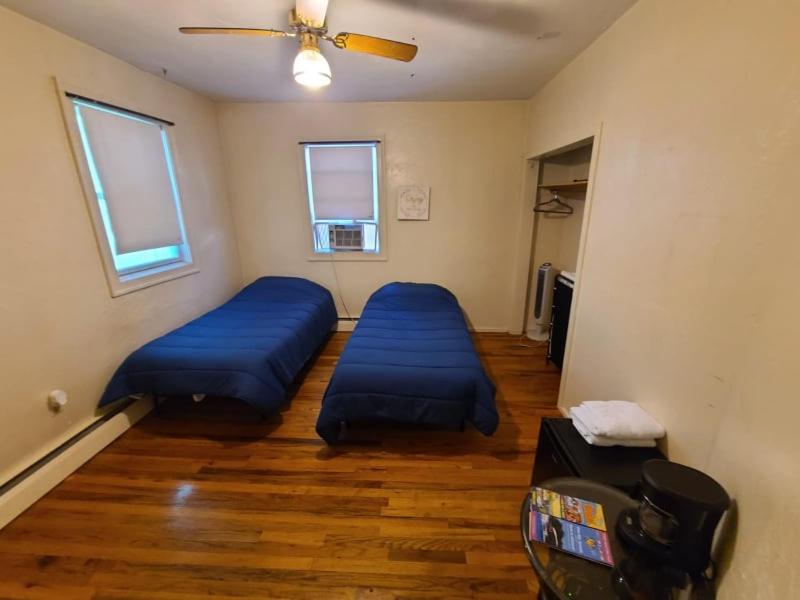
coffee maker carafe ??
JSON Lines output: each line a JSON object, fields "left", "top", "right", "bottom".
{"left": 617, "top": 459, "right": 730, "bottom": 577}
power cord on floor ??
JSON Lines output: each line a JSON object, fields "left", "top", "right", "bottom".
{"left": 330, "top": 250, "right": 353, "bottom": 322}
{"left": 316, "top": 225, "right": 353, "bottom": 322}
{"left": 512, "top": 333, "right": 549, "bottom": 349}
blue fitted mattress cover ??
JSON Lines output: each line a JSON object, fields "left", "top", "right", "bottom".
{"left": 316, "top": 282, "right": 498, "bottom": 443}
{"left": 99, "top": 276, "right": 337, "bottom": 414}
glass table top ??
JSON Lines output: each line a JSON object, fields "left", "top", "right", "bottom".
{"left": 521, "top": 478, "right": 637, "bottom": 600}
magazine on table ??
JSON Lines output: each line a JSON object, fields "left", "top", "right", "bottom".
{"left": 529, "top": 486, "right": 614, "bottom": 566}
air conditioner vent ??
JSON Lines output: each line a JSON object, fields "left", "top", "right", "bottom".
{"left": 328, "top": 224, "right": 364, "bottom": 251}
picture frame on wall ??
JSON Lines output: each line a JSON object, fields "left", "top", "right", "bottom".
{"left": 397, "top": 185, "right": 430, "bottom": 221}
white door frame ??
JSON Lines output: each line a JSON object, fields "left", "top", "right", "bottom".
{"left": 507, "top": 123, "right": 605, "bottom": 410}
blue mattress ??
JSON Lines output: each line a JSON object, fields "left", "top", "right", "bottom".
{"left": 316, "top": 282, "right": 498, "bottom": 443}
{"left": 99, "top": 276, "right": 337, "bottom": 414}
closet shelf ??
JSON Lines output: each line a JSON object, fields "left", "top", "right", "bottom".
{"left": 538, "top": 181, "right": 588, "bottom": 193}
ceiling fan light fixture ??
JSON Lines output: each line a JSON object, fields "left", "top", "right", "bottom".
{"left": 179, "top": 1, "right": 418, "bottom": 89}
{"left": 295, "top": 0, "right": 329, "bottom": 28}
{"left": 293, "top": 46, "right": 331, "bottom": 88}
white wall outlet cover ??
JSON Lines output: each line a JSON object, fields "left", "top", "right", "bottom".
{"left": 397, "top": 185, "right": 430, "bottom": 221}
{"left": 47, "top": 389, "right": 68, "bottom": 411}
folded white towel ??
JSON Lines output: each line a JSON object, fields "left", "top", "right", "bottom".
{"left": 560, "top": 271, "right": 577, "bottom": 283}
{"left": 578, "top": 400, "right": 665, "bottom": 440}
{"left": 570, "top": 407, "right": 657, "bottom": 447}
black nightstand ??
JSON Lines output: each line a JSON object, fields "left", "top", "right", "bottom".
{"left": 532, "top": 418, "right": 665, "bottom": 496}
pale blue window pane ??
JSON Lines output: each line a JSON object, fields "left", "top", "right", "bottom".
{"left": 73, "top": 101, "right": 188, "bottom": 274}
{"left": 313, "top": 222, "right": 331, "bottom": 252}
{"left": 113, "top": 245, "right": 181, "bottom": 272}
{"left": 362, "top": 223, "right": 377, "bottom": 252}
{"left": 303, "top": 142, "right": 380, "bottom": 253}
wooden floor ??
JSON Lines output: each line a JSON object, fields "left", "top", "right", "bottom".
{"left": 0, "top": 333, "right": 562, "bottom": 600}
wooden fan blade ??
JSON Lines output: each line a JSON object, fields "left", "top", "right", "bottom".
{"left": 295, "top": 0, "right": 329, "bottom": 28}
{"left": 179, "top": 27, "right": 289, "bottom": 38}
{"left": 331, "top": 33, "right": 418, "bottom": 62}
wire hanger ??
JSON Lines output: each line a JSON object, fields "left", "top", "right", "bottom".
{"left": 534, "top": 190, "right": 574, "bottom": 215}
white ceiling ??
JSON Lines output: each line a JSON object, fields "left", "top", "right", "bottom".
{"left": 0, "top": 0, "right": 636, "bottom": 102}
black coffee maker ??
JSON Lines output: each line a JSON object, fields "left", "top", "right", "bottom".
{"left": 617, "top": 459, "right": 730, "bottom": 577}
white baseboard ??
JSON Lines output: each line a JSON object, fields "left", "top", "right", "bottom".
{"left": 334, "top": 321, "right": 510, "bottom": 334}
{"left": 334, "top": 319, "right": 358, "bottom": 332}
{"left": 0, "top": 398, "right": 152, "bottom": 530}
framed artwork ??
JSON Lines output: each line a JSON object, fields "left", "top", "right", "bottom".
{"left": 397, "top": 185, "right": 430, "bottom": 220}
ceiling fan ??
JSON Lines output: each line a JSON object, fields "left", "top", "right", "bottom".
{"left": 179, "top": 0, "right": 418, "bottom": 89}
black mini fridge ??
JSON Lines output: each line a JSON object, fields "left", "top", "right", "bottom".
{"left": 547, "top": 274, "right": 574, "bottom": 369}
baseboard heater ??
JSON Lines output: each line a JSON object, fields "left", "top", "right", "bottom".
{"left": 0, "top": 397, "right": 137, "bottom": 498}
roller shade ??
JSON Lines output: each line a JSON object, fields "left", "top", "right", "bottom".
{"left": 307, "top": 144, "right": 375, "bottom": 221}
{"left": 79, "top": 104, "right": 183, "bottom": 254}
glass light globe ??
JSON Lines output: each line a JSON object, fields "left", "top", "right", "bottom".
{"left": 293, "top": 47, "right": 332, "bottom": 88}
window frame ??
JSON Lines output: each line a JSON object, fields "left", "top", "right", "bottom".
{"left": 56, "top": 79, "right": 198, "bottom": 297}
{"left": 299, "top": 137, "right": 388, "bottom": 262}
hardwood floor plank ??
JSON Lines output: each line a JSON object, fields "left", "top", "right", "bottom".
{"left": 0, "top": 333, "right": 561, "bottom": 598}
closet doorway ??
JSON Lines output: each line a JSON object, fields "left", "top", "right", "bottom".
{"left": 522, "top": 137, "right": 597, "bottom": 379}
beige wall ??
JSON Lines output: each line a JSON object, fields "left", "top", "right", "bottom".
{"left": 216, "top": 101, "right": 526, "bottom": 330}
{"left": 3, "top": 0, "right": 796, "bottom": 591}
{"left": 0, "top": 7, "right": 241, "bottom": 484}
{"left": 523, "top": 0, "right": 800, "bottom": 595}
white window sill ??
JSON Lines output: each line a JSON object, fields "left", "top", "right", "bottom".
{"left": 109, "top": 262, "right": 199, "bottom": 297}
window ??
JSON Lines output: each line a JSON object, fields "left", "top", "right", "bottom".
{"left": 67, "top": 94, "right": 193, "bottom": 294}
{"left": 302, "top": 141, "right": 381, "bottom": 254}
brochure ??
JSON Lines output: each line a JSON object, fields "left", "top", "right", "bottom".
{"left": 531, "top": 487, "right": 607, "bottom": 530}
{"left": 529, "top": 486, "right": 613, "bottom": 566}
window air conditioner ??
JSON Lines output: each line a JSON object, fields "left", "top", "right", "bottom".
{"left": 328, "top": 224, "right": 364, "bottom": 251}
